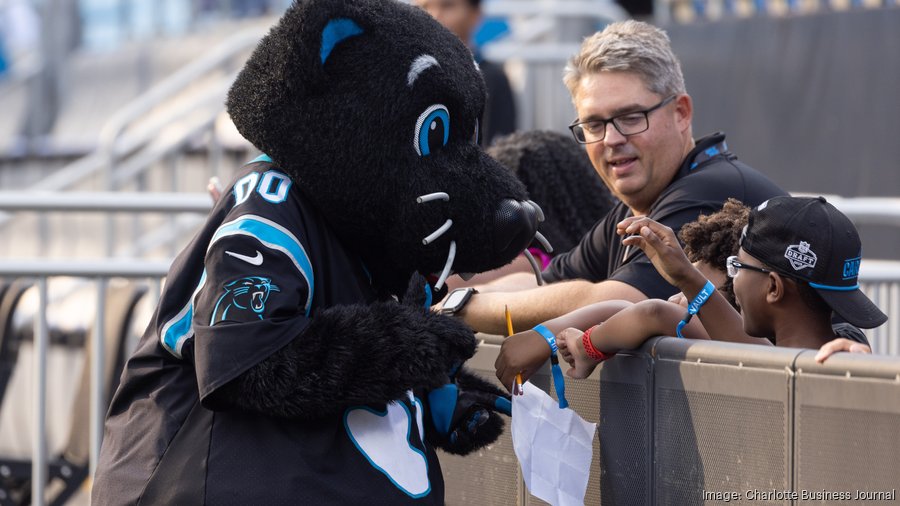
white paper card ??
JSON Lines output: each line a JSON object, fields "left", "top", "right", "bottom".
{"left": 511, "top": 381, "right": 597, "bottom": 506}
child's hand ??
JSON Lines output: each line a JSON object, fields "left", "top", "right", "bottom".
{"left": 617, "top": 216, "right": 697, "bottom": 289}
{"left": 557, "top": 327, "right": 577, "bottom": 366}
{"left": 815, "top": 338, "right": 871, "bottom": 363}
{"left": 557, "top": 328, "right": 599, "bottom": 380}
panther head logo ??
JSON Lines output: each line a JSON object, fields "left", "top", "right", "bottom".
{"left": 212, "top": 276, "right": 280, "bottom": 324}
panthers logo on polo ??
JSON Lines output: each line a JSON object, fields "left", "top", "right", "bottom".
{"left": 212, "top": 276, "right": 280, "bottom": 324}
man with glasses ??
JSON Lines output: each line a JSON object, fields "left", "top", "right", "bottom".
{"left": 448, "top": 20, "right": 786, "bottom": 387}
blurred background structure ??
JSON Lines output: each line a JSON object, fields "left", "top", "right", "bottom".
{"left": 0, "top": 0, "right": 897, "bottom": 504}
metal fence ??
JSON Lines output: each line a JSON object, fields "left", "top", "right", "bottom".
{"left": 447, "top": 337, "right": 900, "bottom": 505}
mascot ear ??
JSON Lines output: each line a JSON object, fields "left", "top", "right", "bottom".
{"left": 320, "top": 18, "right": 364, "bottom": 65}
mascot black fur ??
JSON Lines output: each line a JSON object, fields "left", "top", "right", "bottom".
{"left": 92, "top": 0, "right": 543, "bottom": 504}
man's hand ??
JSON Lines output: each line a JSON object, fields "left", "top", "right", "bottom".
{"left": 617, "top": 216, "right": 699, "bottom": 290}
{"left": 815, "top": 338, "right": 872, "bottom": 363}
{"left": 494, "top": 329, "right": 550, "bottom": 392}
{"left": 557, "top": 327, "right": 599, "bottom": 379}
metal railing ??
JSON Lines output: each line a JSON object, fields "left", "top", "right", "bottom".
{"left": 0, "top": 193, "right": 206, "bottom": 505}
{"left": 0, "top": 264, "right": 166, "bottom": 506}
{"left": 0, "top": 26, "right": 261, "bottom": 231}
{"left": 0, "top": 29, "right": 261, "bottom": 267}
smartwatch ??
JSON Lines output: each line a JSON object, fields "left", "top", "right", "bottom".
{"left": 440, "top": 287, "right": 477, "bottom": 315}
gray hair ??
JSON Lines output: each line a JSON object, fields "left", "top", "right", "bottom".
{"left": 563, "top": 20, "right": 686, "bottom": 98}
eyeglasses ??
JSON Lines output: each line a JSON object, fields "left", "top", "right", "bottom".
{"left": 568, "top": 95, "right": 677, "bottom": 144}
{"left": 726, "top": 255, "right": 773, "bottom": 278}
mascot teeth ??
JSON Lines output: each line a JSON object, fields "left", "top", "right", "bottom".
{"left": 422, "top": 219, "right": 453, "bottom": 245}
{"left": 533, "top": 231, "right": 553, "bottom": 254}
{"left": 522, "top": 249, "right": 545, "bottom": 286}
{"left": 416, "top": 192, "right": 450, "bottom": 204}
{"left": 434, "top": 240, "right": 457, "bottom": 290}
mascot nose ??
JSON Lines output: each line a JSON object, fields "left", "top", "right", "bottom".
{"left": 492, "top": 199, "right": 542, "bottom": 259}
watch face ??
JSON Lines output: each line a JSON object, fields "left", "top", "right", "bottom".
{"left": 443, "top": 288, "right": 471, "bottom": 311}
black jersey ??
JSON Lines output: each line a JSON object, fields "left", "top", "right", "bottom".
{"left": 544, "top": 133, "right": 788, "bottom": 299}
{"left": 93, "top": 157, "right": 445, "bottom": 505}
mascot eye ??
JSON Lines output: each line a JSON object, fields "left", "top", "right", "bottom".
{"left": 414, "top": 104, "right": 450, "bottom": 156}
{"left": 472, "top": 119, "right": 480, "bottom": 144}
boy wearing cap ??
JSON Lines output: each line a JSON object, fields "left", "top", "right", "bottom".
{"left": 553, "top": 196, "right": 886, "bottom": 379}
{"left": 729, "top": 195, "right": 887, "bottom": 344}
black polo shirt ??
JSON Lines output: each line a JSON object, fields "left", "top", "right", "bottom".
{"left": 543, "top": 133, "right": 788, "bottom": 299}
{"left": 92, "top": 158, "right": 445, "bottom": 505}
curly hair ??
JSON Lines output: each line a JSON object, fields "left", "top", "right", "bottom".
{"left": 487, "top": 130, "right": 617, "bottom": 253}
{"left": 679, "top": 198, "right": 750, "bottom": 309}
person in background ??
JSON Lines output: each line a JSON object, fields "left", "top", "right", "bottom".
{"left": 445, "top": 130, "right": 616, "bottom": 291}
{"left": 414, "top": 0, "right": 516, "bottom": 146}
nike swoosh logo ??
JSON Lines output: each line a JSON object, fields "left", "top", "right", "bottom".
{"left": 225, "top": 250, "right": 263, "bottom": 266}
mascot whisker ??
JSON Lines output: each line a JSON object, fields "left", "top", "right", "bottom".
{"left": 92, "top": 0, "right": 547, "bottom": 504}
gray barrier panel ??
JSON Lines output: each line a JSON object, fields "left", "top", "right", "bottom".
{"left": 793, "top": 351, "right": 900, "bottom": 505}
{"left": 440, "top": 342, "right": 523, "bottom": 506}
{"left": 525, "top": 344, "right": 654, "bottom": 506}
{"left": 439, "top": 338, "right": 654, "bottom": 505}
{"left": 654, "top": 338, "right": 801, "bottom": 505}
{"left": 591, "top": 344, "right": 654, "bottom": 506}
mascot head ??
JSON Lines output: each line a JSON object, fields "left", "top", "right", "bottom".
{"left": 227, "top": 0, "right": 542, "bottom": 294}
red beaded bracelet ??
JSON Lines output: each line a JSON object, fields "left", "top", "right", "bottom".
{"left": 582, "top": 325, "right": 615, "bottom": 363}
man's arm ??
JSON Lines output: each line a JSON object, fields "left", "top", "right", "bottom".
{"left": 460, "top": 279, "right": 647, "bottom": 335}
{"left": 471, "top": 270, "right": 538, "bottom": 293}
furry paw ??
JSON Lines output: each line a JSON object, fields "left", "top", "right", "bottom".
{"left": 426, "top": 368, "right": 510, "bottom": 455}
{"left": 443, "top": 407, "right": 505, "bottom": 456}
{"left": 400, "top": 272, "right": 476, "bottom": 372}
{"left": 420, "top": 310, "right": 478, "bottom": 374}
{"left": 402, "top": 271, "right": 446, "bottom": 308}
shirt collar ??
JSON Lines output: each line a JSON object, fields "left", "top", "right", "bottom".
{"left": 677, "top": 132, "right": 729, "bottom": 178}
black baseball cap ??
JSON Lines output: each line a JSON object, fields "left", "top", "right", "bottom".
{"left": 740, "top": 196, "right": 887, "bottom": 329}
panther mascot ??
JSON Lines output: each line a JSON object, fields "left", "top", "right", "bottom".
{"left": 92, "top": 0, "right": 544, "bottom": 503}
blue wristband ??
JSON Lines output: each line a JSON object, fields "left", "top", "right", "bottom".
{"left": 676, "top": 280, "right": 716, "bottom": 339}
{"left": 532, "top": 324, "right": 569, "bottom": 409}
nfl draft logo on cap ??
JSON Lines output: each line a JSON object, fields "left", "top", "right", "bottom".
{"left": 784, "top": 241, "right": 817, "bottom": 271}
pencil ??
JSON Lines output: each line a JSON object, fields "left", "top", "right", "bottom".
{"left": 504, "top": 305, "right": 524, "bottom": 392}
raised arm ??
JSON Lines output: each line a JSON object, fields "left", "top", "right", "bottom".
{"left": 618, "top": 216, "right": 768, "bottom": 346}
